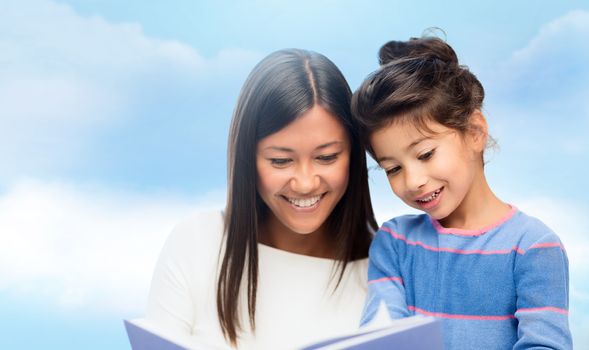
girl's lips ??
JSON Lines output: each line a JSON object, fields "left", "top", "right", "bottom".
{"left": 415, "top": 187, "right": 443, "bottom": 210}
{"left": 415, "top": 187, "right": 443, "bottom": 202}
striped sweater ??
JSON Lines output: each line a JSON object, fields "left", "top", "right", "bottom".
{"left": 361, "top": 207, "right": 572, "bottom": 349}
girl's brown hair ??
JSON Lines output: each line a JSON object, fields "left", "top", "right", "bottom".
{"left": 351, "top": 36, "right": 485, "bottom": 157}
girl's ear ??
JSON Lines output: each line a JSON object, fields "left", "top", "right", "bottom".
{"left": 468, "top": 109, "right": 488, "bottom": 153}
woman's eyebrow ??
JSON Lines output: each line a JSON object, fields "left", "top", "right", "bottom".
{"left": 263, "top": 146, "right": 295, "bottom": 152}
{"left": 262, "top": 141, "right": 343, "bottom": 153}
{"left": 316, "top": 141, "right": 343, "bottom": 150}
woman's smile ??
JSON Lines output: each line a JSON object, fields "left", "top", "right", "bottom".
{"left": 282, "top": 193, "right": 326, "bottom": 210}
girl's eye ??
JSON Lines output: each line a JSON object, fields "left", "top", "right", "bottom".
{"left": 270, "top": 158, "right": 292, "bottom": 167}
{"left": 385, "top": 166, "right": 401, "bottom": 177}
{"left": 418, "top": 149, "right": 435, "bottom": 161}
{"left": 316, "top": 153, "right": 338, "bottom": 164}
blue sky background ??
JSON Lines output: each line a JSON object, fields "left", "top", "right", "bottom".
{"left": 1, "top": 0, "right": 588, "bottom": 348}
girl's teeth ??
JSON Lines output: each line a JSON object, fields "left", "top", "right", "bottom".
{"left": 288, "top": 195, "right": 321, "bottom": 208}
{"left": 417, "top": 189, "right": 441, "bottom": 203}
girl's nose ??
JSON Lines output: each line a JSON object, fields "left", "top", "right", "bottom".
{"left": 404, "top": 166, "right": 428, "bottom": 192}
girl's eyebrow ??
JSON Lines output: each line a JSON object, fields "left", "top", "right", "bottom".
{"left": 376, "top": 155, "right": 395, "bottom": 163}
{"left": 407, "top": 136, "right": 428, "bottom": 150}
{"left": 375, "top": 137, "right": 429, "bottom": 163}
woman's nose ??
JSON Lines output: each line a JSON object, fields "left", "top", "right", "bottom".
{"left": 290, "top": 164, "right": 320, "bottom": 194}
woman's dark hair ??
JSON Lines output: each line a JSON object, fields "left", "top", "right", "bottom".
{"left": 351, "top": 36, "right": 486, "bottom": 157}
{"left": 218, "top": 49, "right": 377, "bottom": 345}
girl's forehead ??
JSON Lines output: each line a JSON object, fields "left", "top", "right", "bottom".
{"left": 377, "top": 118, "right": 448, "bottom": 141}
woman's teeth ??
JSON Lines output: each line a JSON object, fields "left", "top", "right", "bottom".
{"left": 288, "top": 195, "right": 322, "bottom": 208}
{"left": 417, "top": 189, "right": 441, "bottom": 203}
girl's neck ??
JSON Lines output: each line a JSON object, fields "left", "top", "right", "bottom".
{"left": 438, "top": 172, "right": 511, "bottom": 231}
{"left": 258, "top": 215, "right": 336, "bottom": 259}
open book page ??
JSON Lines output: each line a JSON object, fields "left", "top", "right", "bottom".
{"left": 298, "top": 309, "right": 442, "bottom": 350}
{"left": 125, "top": 318, "right": 232, "bottom": 350}
{"left": 304, "top": 316, "right": 441, "bottom": 350}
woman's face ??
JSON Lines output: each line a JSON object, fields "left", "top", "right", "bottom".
{"left": 256, "top": 105, "right": 350, "bottom": 237}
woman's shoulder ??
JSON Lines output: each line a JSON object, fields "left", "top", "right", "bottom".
{"left": 166, "top": 209, "right": 224, "bottom": 246}
{"left": 157, "top": 209, "right": 225, "bottom": 266}
{"left": 146, "top": 209, "right": 226, "bottom": 338}
{"left": 151, "top": 209, "right": 225, "bottom": 290}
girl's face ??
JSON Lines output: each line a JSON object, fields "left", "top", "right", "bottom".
{"left": 370, "top": 117, "right": 484, "bottom": 224}
{"left": 256, "top": 105, "right": 351, "bottom": 237}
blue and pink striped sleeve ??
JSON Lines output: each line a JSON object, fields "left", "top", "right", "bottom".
{"left": 513, "top": 230, "right": 572, "bottom": 349}
{"left": 361, "top": 225, "right": 410, "bottom": 325}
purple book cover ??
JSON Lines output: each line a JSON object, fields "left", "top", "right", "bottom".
{"left": 300, "top": 316, "right": 443, "bottom": 350}
{"left": 124, "top": 320, "right": 188, "bottom": 350}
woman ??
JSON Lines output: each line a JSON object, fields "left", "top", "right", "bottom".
{"left": 145, "top": 49, "right": 377, "bottom": 349}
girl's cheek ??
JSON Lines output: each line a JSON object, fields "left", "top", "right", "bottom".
{"left": 390, "top": 179, "right": 403, "bottom": 197}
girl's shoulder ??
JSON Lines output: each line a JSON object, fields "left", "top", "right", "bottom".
{"left": 379, "top": 213, "right": 431, "bottom": 234}
{"left": 374, "top": 214, "right": 432, "bottom": 247}
{"left": 507, "top": 209, "right": 564, "bottom": 249}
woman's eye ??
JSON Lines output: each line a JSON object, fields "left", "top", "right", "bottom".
{"left": 270, "top": 158, "right": 292, "bottom": 167}
{"left": 385, "top": 166, "right": 401, "bottom": 177}
{"left": 418, "top": 149, "right": 435, "bottom": 161}
{"left": 316, "top": 153, "right": 338, "bottom": 163}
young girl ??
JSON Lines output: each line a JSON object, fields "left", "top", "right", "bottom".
{"left": 352, "top": 37, "right": 572, "bottom": 349}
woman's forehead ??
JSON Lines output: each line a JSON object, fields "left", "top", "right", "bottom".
{"left": 257, "top": 106, "right": 349, "bottom": 151}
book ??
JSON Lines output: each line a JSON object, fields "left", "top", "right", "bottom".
{"left": 124, "top": 316, "right": 442, "bottom": 350}
{"left": 299, "top": 315, "right": 443, "bottom": 350}
{"left": 124, "top": 319, "right": 231, "bottom": 350}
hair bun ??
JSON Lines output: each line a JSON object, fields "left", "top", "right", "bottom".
{"left": 378, "top": 37, "right": 459, "bottom": 66}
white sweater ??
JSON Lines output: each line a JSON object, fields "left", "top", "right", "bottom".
{"left": 144, "top": 210, "right": 368, "bottom": 350}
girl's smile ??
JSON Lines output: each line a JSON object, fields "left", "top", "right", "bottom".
{"left": 370, "top": 117, "right": 485, "bottom": 227}
{"left": 414, "top": 186, "right": 444, "bottom": 210}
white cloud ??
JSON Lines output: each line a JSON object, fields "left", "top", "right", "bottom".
{"left": 485, "top": 10, "right": 589, "bottom": 157}
{"left": 571, "top": 285, "right": 589, "bottom": 302}
{"left": 503, "top": 9, "right": 589, "bottom": 95}
{"left": 511, "top": 10, "right": 589, "bottom": 65}
{"left": 0, "top": 179, "right": 226, "bottom": 315}
{"left": 0, "top": 0, "right": 262, "bottom": 181}
{"left": 0, "top": 0, "right": 206, "bottom": 77}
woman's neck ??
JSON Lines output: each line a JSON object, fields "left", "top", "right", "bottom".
{"left": 258, "top": 215, "right": 336, "bottom": 259}
{"left": 438, "top": 171, "right": 511, "bottom": 230}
